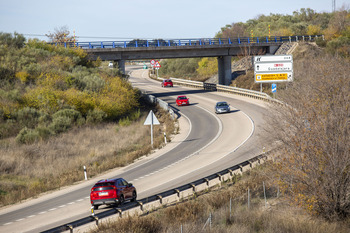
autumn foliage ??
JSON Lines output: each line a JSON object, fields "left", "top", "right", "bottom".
{"left": 266, "top": 54, "right": 350, "bottom": 220}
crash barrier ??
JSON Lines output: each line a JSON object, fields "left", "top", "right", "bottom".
{"left": 142, "top": 93, "right": 176, "bottom": 119}
{"left": 153, "top": 76, "right": 278, "bottom": 103}
{"left": 42, "top": 151, "right": 272, "bottom": 233}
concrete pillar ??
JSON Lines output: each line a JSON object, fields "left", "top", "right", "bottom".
{"left": 117, "top": 60, "right": 125, "bottom": 74}
{"left": 217, "top": 56, "right": 232, "bottom": 85}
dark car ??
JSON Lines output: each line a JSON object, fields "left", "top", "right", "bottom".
{"left": 215, "top": 101, "right": 230, "bottom": 114}
{"left": 176, "top": 95, "right": 189, "bottom": 106}
{"left": 161, "top": 79, "right": 173, "bottom": 87}
{"left": 90, "top": 178, "right": 137, "bottom": 209}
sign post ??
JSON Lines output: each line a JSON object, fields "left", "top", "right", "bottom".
{"left": 143, "top": 110, "right": 160, "bottom": 147}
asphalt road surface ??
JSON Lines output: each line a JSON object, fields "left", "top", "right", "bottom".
{"left": 0, "top": 66, "right": 269, "bottom": 232}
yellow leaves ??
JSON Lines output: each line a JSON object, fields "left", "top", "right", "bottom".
{"left": 196, "top": 57, "right": 218, "bottom": 78}
{"left": 307, "top": 25, "right": 321, "bottom": 35}
{"left": 15, "top": 71, "right": 30, "bottom": 83}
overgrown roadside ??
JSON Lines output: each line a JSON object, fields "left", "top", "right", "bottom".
{"left": 89, "top": 162, "right": 350, "bottom": 233}
{"left": 0, "top": 105, "right": 177, "bottom": 207}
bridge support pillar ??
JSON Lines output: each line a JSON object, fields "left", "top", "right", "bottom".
{"left": 217, "top": 56, "right": 232, "bottom": 85}
{"left": 117, "top": 60, "right": 126, "bottom": 75}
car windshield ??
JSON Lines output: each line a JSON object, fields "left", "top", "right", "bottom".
{"left": 217, "top": 102, "right": 228, "bottom": 107}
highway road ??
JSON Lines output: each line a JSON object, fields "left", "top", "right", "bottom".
{"left": 0, "top": 66, "right": 269, "bottom": 232}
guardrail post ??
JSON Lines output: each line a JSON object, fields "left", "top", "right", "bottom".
{"left": 115, "top": 208, "right": 122, "bottom": 218}
{"left": 204, "top": 178, "right": 209, "bottom": 186}
{"left": 238, "top": 38, "right": 241, "bottom": 44}
{"left": 228, "top": 38, "right": 231, "bottom": 44}
{"left": 137, "top": 201, "right": 143, "bottom": 211}
{"left": 135, "top": 40, "right": 138, "bottom": 47}
{"left": 66, "top": 225, "right": 73, "bottom": 233}
{"left": 157, "top": 195, "right": 163, "bottom": 204}
{"left": 157, "top": 40, "right": 160, "bottom": 47}
{"left": 124, "top": 41, "right": 126, "bottom": 48}
{"left": 91, "top": 216, "right": 99, "bottom": 226}
{"left": 178, "top": 40, "right": 181, "bottom": 46}
{"left": 168, "top": 40, "right": 171, "bottom": 46}
{"left": 174, "top": 189, "right": 180, "bottom": 198}
{"left": 219, "top": 38, "right": 221, "bottom": 44}
{"left": 199, "top": 39, "right": 202, "bottom": 45}
{"left": 147, "top": 40, "right": 149, "bottom": 47}
{"left": 189, "top": 39, "right": 191, "bottom": 45}
{"left": 257, "top": 37, "right": 259, "bottom": 43}
{"left": 190, "top": 183, "right": 196, "bottom": 192}
{"left": 239, "top": 165, "right": 243, "bottom": 172}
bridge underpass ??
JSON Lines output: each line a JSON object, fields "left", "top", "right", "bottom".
{"left": 85, "top": 43, "right": 280, "bottom": 85}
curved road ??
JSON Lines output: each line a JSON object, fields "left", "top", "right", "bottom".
{"left": 0, "top": 66, "right": 268, "bottom": 232}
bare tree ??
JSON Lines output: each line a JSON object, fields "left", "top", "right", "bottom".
{"left": 46, "top": 26, "right": 74, "bottom": 43}
{"left": 266, "top": 54, "right": 350, "bottom": 220}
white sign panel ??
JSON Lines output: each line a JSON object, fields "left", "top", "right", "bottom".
{"left": 254, "top": 55, "right": 292, "bottom": 62}
{"left": 144, "top": 110, "right": 160, "bottom": 125}
{"left": 255, "top": 62, "right": 293, "bottom": 72}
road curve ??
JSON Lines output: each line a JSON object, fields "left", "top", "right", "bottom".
{"left": 0, "top": 66, "right": 268, "bottom": 233}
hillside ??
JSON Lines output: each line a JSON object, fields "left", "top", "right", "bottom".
{"left": 0, "top": 33, "right": 175, "bottom": 206}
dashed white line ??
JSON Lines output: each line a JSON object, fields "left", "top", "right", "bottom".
{"left": 27, "top": 215, "right": 36, "bottom": 218}
{"left": 16, "top": 218, "right": 24, "bottom": 222}
{"left": 68, "top": 202, "right": 75, "bottom": 205}
{"left": 3, "top": 222, "right": 13, "bottom": 226}
{"left": 39, "top": 211, "right": 47, "bottom": 215}
{"left": 49, "top": 208, "right": 57, "bottom": 211}
{"left": 77, "top": 199, "right": 84, "bottom": 202}
{"left": 59, "top": 205, "right": 66, "bottom": 208}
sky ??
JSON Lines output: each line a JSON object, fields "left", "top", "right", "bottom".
{"left": 0, "top": 0, "right": 348, "bottom": 41}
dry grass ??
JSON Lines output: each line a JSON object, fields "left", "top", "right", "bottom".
{"left": 89, "top": 163, "right": 350, "bottom": 233}
{"left": 0, "top": 107, "right": 176, "bottom": 206}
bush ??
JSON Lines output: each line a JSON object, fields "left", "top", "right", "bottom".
{"left": 16, "top": 127, "right": 40, "bottom": 144}
{"left": 86, "top": 109, "right": 107, "bottom": 124}
{"left": 49, "top": 116, "right": 72, "bottom": 133}
{"left": 15, "top": 107, "right": 42, "bottom": 129}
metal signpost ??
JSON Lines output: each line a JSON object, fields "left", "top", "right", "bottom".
{"left": 144, "top": 110, "right": 160, "bottom": 147}
{"left": 254, "top": 55, "right": 293, "bottom": 92}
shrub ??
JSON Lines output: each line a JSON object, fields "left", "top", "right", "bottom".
{"left": 86, "top": 109, "right": 107, "bottom": 124}
{"left": 15, "top": 107, "right": 42, "bottom": 129}
{"left": 16, "top": 127, "right": 40, "bottom": 144}
{"left": 49, "top": 116, "right": 72, "bottom": 133}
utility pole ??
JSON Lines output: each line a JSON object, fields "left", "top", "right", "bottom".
{"left": 332, "top": 0, "right": 336, "bottom": 12}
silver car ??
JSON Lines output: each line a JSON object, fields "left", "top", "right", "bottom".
{"left": 215, "top": 101, "right": 230, "bottom": 114}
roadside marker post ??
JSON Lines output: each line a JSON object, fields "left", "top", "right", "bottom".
{"left": 84, "top": 166, "right": 87, "bottom": 180}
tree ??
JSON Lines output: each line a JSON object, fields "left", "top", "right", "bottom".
{"left": 266, "top": 54, "right": 350, "bottom": 220}
{"left": 46, "top": 26, "right": 74, "bottom": 43}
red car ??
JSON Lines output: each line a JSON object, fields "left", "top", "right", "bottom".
{"left": 176, "top": 95, "right": 189, "bottom": 106}
{"left": 90, "top": 178, "right": 137, "bottom": 209}
{"left": 161, "top": 79, "right": 173, "bottom": 87}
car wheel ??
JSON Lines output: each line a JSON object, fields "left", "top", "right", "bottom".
{"left": 119, "top": 195, "right": 124, "bottom": 205}
{"left": 93, "top": 205, "right": 99, "bottom": 210}
{"left": 131, "top": 191, "right": 137, "bottom": 202}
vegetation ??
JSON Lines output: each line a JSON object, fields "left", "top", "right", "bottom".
{"left": 0, "top": 32, "right": 176, "bottom": 206}
{"left": 158, "top": 8, "right": 350, "bottom": 82}
{"left": 89, "top": 163, "right": 350, "bottom": 233}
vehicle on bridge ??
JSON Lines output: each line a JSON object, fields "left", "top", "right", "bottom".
{"left": 215, "top": 101, "right": 230, "bottom": 114}
{"left": 176, "top": 95, "right": 189, "bottom": 106}
{"left": 161, "top": 79, "right": 173, "bottom": 87}
{"left": 90, "top": 178, "right": 137, "bottom": 209}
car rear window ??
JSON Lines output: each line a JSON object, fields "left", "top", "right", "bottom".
{"left": 93, "top": 187, "right": 114, "bottom": 191}
{"left": 94, "top": 182, "right": 114, "bottom": 187}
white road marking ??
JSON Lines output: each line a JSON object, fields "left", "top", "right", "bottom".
{"left": 77, "top": 199, "right": 84, "bottom": 202}
{"left": 16, "top": 218, "right": 24, "bottom": 222}
{"left": 27, "top": 215, "right": 36, "bottom": 218}
{"left": 3, "top": 222, "right": 13, "bottom": 226}
{"left": 49, "top": 208, "right": 57, "bottom": 211}
{"left": 68, "top": 202, "right": 75, "bottom": 205}
{"left": 59, "top": 205, "right": 66, "bottom": 208}
{"left": 39, "top": 211, "right": 47, "bottom": 215}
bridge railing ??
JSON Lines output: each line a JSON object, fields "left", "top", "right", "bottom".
{"left": 51, "top": 35, "right": 324, "bottom": 49}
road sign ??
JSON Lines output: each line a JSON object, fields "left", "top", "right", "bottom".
{"left": 272, "top": 83, "right": 277, "bottom": 93}
{"left": 254, "top": 55, "right": 293, "bottom": 83}
{"left": 255, "top": 62, "right": 293, "bottom": 72}
{"left": 144, "top": 110, "right": 160, "bottom": 147}
{"left": 255, "top": 73, "right": 292, "bottom": 82}
{"left": 155, "top": 61, "right": 161, "bottom": 69}
{"left": 144, "top": 110, "right": 160, "bottom": 125}
{"left": 254, "top": 55, "right": 292, "bottom": 62}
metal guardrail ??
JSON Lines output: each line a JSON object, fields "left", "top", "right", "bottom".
{"left": 41, "top": 77, "right": 281, "bottom": 232}
{"left": 52, "top": 35, "right": 324, "bottom": 49}
{"left": 42, "top": 151, "right": 272, "bottom": 233}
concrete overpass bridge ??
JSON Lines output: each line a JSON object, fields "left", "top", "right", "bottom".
{"left": 71, "top": 36, "right": 321, "bottom": 85}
